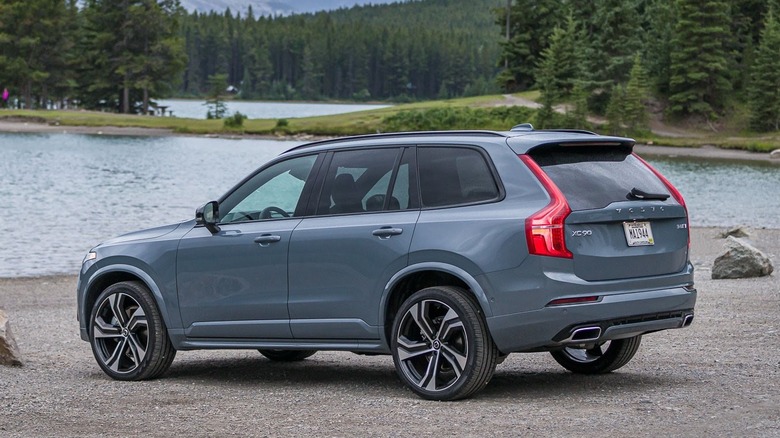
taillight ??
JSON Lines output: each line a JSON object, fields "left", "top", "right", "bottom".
{"left": 519, "top": 155, "right": 573, "bottom": 258}
{"left": 633, "top": 153, "right": 690, "bottom": 247}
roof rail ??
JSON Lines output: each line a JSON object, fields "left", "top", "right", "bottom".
{"left": 284, "top": 130, "right": 508, "bottom": 153}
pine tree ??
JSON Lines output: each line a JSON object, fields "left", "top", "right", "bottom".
{"left": 569, "top": 81, "right": 589, "bottom": 129}
{"left": 605, "top": 84, "right": 627, "bottom": 136}
{"left": 748, "top": 10, "right": 780, "bottom": 131}
{"left": 668, "top": 0, "right": 733, "bottom": 119}
{"left": 536, "top": 13, "right": 582, "bottom": 102}
{"left": 643, "top": 0, "right": 676, "bottom": 95}
{"left": 495, "top": 0, "right": 565, "bottom": 91}
{"left": 0, "top": 0, "right": 70, "bottom": 109}
{"left": 205, "top": 73, "right": 227, "bottom": 119}
{"left": 623, "top": 54, "right": 650, "bottom": 131}
{"left": 586, "top": 0, "right": 643, "bottom": 87}
{"left": 78, "top": 0, "right": 186, "bottom": 113}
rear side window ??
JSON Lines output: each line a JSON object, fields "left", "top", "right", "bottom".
{"left": 418, "top": 147, "right": 499, "bottom": 207}
{"left": 530, "top": 146, "right": 670, "bottom": 211}
{"left": 315, "top": 148, "right": 405, "bottom": 215}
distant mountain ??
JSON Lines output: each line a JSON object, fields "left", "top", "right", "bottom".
{"left": 180, "top": 0, "right": 401, "bottom": 16}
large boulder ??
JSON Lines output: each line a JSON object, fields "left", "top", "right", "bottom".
{"left": 712, "top": 236, "right": 774, "bottom": 279}
{"left": 0, "top": 308, "right": 23, "bottom": 366}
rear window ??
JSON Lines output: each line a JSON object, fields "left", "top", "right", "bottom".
{"left": 530, "top": 146, "right": 670, "bottom": 211}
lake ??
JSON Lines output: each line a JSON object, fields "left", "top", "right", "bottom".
{"left": 155, "top": 99, "right": 391, "bottom": 119}
{"left": 1, "top": 132, "right": 778, "bottom": 277}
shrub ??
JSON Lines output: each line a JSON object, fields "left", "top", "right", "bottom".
{"left": 223, "top": 111, "right": 246, "bottom": 128}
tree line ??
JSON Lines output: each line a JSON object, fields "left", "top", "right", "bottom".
{"left": 497, "top": 0, "right": 780, "bottom": 132}
{"left": 179, "top": 0, "right": 502, "bottom": 101}
{"left": 3, "top": 0, "right": 780, "bottom": 133}
{"left": 0, "top": 0, "right": 185, "bottom": 114}
{"left": 0, "top": 0, "right": 502, "bottom": 113}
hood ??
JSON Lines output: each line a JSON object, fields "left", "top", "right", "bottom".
{"left": 97, "top": 221, "right": 188, "bottom": 246}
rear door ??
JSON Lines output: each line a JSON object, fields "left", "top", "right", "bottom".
{"left": 287, "top": 147, "right": 419, "bottom": 340}
{"left": 529, "top": 146, "right": 689, "bottom": 281}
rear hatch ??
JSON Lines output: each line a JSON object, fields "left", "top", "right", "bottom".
{"left": 529, "top": 145, "right": 689, "bottom": 281}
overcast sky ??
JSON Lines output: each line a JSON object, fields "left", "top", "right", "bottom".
{"left": 181, "top": 0, "right": 402, "bottom": 16}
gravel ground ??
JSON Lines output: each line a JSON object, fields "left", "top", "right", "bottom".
{"left": 1, "top": 227, "right": 778, "bottom": 437}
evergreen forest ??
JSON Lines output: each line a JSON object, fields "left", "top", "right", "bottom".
{"left": 2, "top": 0, "right": 780, "bottom": 132}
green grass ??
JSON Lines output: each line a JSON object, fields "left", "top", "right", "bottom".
{"left": 3, "top": 93, "right": 780, "bottom": 152}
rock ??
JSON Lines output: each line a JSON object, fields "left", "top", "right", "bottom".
{"left": 770, "top": 149, "right": 780, "bottom": 159}
{"left": 0, "top": 308, "right": 23, "bottom": 366}
{"left": 718, "top": 226, "right": 750, "bottom": 239}
{"left": 712, "top": 236, "right": 774, "bottom": 279}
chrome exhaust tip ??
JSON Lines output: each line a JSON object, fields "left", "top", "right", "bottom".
{"left": 562, "top": 326, "right": 602, "bottom": 344}
{"left": 682, "top": 314, "right": 694, "bottom": 327}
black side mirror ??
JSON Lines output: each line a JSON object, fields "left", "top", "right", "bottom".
{"left": 196, "top": 201, "right": 221, "bottom": 234}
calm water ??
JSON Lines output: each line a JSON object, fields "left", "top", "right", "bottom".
{"left": 155, "top": 99, "right": 390, "bottom": 119}
{"left": 1, "top": 132, "right": 778, "bottom": 277}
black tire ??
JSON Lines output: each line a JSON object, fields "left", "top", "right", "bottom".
{"left": 550, "top": 336, "right": 642, "bottom": 374}
{"left": 258, "top": 349, "right": 317, "bottom": 362}
{"left": 391, "top": 286, "right": 498, "bottom": 401}
{"left": 89, "top": 281, "right": 176, "bottom": 380}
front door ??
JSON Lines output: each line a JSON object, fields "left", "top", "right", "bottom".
{"left": 176, "top": 154, "right": 320, "bottom": 339}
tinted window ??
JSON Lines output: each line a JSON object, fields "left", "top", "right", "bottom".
{"left": 418, "top": 147, "right": 499, "bottom": 207}
{"left": 530, "top": 146, "right": 670, "bottom": 211}
{"left": 220, "top": 155, "right": 317, "bottom": 222}
{"left": 316, "top": 148, "right": 401, "bottom": 215}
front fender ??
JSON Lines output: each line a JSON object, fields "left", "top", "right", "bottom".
{"left": 79, "top": 263, "right": 181, "bottom": 342}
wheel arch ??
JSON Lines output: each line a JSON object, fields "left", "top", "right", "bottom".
{"left": 81, "top": 265, "right": 177, "bottom": 338}
{"left": 379, "top": 263, "right": 492, "bottom": 349}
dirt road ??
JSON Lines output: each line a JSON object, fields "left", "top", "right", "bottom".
{"left": 0, "top": 228, "right": 778, "bottom": 437}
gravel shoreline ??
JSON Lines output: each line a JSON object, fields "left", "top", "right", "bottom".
{"left": 0, "top": 227, "right": 778, "bottom": 437}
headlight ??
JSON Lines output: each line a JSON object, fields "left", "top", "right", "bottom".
{"left": 83, "top": 251, "right": 97, "bottom": 264}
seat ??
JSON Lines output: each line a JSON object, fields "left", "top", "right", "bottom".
{"left": 330, "top": 173, "right": 364, "bottom": 214}
{"left": 365, "top": 194, "right": 402, "bottom": 211}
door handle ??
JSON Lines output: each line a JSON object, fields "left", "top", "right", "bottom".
{"left": 372, "top": 227, "right": 403, "bottom": 238}
{"left": 254, "top": 234, "right": 282, "bottom": 244}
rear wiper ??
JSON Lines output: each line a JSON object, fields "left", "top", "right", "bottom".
{"left": 628, "top": 187, "right": 670, "bottom": 201}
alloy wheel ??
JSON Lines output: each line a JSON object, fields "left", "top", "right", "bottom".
{"left": 92, "top": 292, "right": 149, "bottom": 374}
{"left": 395, "top": 299, "right": 469, "bottom": 392}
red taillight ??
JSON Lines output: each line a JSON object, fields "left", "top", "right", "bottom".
{"left": 632, "top": 153, "right": 690, "bottom": 247}
{"left": 519, "top": 155, "right": 573, "bottom": 259}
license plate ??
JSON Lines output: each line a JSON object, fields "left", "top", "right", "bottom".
{"left": 623, "top": 221, "right": 655, "bottom": 246}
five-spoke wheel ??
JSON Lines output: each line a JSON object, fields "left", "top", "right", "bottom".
{"left": 392, "top": 286, "right": 498, "bottom": 400}
{"left": 89, "top": 281, "right": 176, "bottom": 380}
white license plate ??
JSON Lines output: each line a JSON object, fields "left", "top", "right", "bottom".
{"left": 623, "top": 221, "right": 655, "bottom": 246}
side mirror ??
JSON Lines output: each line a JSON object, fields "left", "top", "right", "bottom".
{"left": 195, "top": 201, "right": 221, "bottom": 234}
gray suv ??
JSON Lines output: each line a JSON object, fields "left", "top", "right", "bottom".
{"left": 77, "top": 126, "right": 696, "bottom": 400}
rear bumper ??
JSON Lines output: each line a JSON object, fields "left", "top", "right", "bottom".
{"left": 486, "top": 286, "right": 697, "bottom": 353}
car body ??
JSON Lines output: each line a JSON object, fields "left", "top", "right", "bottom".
{"left": 78, "top": 126, "right": 696, "bottom": 400}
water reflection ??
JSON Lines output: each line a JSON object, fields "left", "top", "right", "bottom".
{"left": 1, "top": 132, "right": 778, "bottom": 277}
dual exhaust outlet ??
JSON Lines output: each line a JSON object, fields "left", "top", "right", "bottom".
{"left": 560, "top": 313, "right": 694, "bottom": 345}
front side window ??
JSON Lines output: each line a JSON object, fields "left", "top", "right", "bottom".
{"left": 417, "top": 147, "right": 499, "bottom": 207}
{"left": 316, "top": 148, "right": 403, "bottom": 215}
{"left": 220, "top": 155, "right": 318, "bottom": 223}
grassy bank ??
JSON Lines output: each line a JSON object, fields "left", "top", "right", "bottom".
{"left": 2, "top": 92, "right": 779, "bottom": 152}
